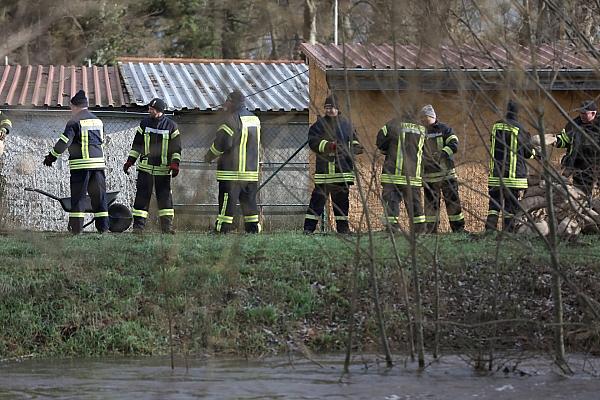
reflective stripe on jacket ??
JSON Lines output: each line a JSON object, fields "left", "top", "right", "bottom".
{"left": 308, "top": 115, "right": 360, "bottom": 184}
{"left": 488, "top": 120, "right": 535, "bottom": 189}
{"left": 127, "top": 115, "right": 181, "bottom": 176}
{"left": 51, "top": 109, "right": 105, "bottom": 171}
{"left": 422, "top": 121, "right": 458, "bottom": 182}
{"left": 210, "top": 109, "right": 261, "bottom": 182}
{"left": 376, "top": 120, "right": 425, "bottom": 186}
{"left": 556, "top": 116, "right": 600, "bottom": 168}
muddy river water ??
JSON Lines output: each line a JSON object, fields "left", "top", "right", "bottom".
{"left": 1, "top": 354, "right": 599, "bottom": 399}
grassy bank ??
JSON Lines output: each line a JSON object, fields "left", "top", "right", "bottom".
{"left": 1, "top": 231, "right": 600, "bottom": 360}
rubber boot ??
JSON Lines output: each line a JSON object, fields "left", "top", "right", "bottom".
{"left": 502, "top": 217, "right": 515, "bottom": 233}
{"left": 450, "top": 219, "right": 466, "bottom": 233}
{"left": 485, "top": 214, "right": 499, "bottom": 231}
{"left": 245, "top": 222, "right": 261, "bottom": 234}
{"left": 336, "top": 219, "right": 351, "bottom": 234}
{"left": 387, "top": 223, "right": 402, "bottom": 235}
{"left": 160, "top": 216, "right": 175, "bottom": 234}
{"left": 68, "top": 217, "right": 83, "bottom": 235}
{"left": 414, "top": 222, "right": 426, "bottom": 235}
{"left": 425, "top": 221, "right": 441, "bottom": 234}
{"left": 132, "top": 216, "right": 146, "bottom": 234}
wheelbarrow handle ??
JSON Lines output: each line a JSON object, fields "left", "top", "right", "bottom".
{"left": 24, "top": 187, "right": 62, "bottom": 202}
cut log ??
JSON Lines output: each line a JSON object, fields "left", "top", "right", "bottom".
{"left": 558, "top": 217, "right": 581, "bottom": 237}
{"left": 520, "top": 195, "right": 547, "bottom": 212}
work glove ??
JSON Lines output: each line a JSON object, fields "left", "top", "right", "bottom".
{"left": 43, "top": 153, "right": 57, "bottom": 167}
{"left": 204, "top": 151, "right": 216, "bottom": 163}
{"left": 169, "top": 162, "right": 180, "bottom": 178}
{"left": 0, "top": 127, "right": 7, "bottom": 141}
{"left": 436, "top": 151, "right": 450, "bottom": 169}
{"left": 352, "top": 142, "right": 364, "bottom": 155}
{"left": 325, "top": 141, "right": 337, "bottom": 152}
{"left": 123, "top": 160, "right": 133, "bottom": 174}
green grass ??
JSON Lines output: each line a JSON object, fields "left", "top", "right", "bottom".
{"left": 1, "top": 231, "right": 600, "bottom": 360}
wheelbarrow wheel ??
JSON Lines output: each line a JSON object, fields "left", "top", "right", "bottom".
{"left": 108, "top": 203, "right": 133, "bottom": 233}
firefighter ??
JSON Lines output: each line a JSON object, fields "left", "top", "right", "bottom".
{"left": 303, "top": 95, "right": 363, "bottom": 234}
{"left": 204, "top": 90, "right": 261, "bottom": 234}
{"left": 486, "top": 100, "right": 536, "bottom": 232}
{"left": 123, "top": 97, "right": 181, "bottom": 234}
{"left": 376, "top": 112, "right": 426, "bottom": 234}
{"left": 43, "top": 90, "right": 108, "bottom": 234}
{"left": 554, "top": 100, "right": 600, "bottom": 201}
{"left": 420, "top": 105, "right": 465, "bottom": 233}
{"left": 0, "top": 110, "right": 12, "bottom": 156}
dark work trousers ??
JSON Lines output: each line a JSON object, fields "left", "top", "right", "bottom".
{"left": 304, "top": 183, "right": 350, "bottom": 233}
{"left": 485, "top": 186, "right": 522, "bottom": 232}
{"left": 382, "top": 183, "right": 425, "bottom": 233}
{"left": 132, "top": 171, "right": 174, "bottom": 229}
{"left": 423, "top": 178, "right": 465, "bottom": 233}
{"left": 215, "top": 181, "right": 260, "bottom": 233}
{"left": 69, "top": 169, "right": 108, "bottom": 234}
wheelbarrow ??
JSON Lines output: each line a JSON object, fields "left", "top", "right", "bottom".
{"left": 25, "top": 187, "right": 133, "bottom": 233}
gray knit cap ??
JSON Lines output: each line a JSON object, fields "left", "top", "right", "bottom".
{"left": 420, "top": 104, "right": 436, "bottom": 119}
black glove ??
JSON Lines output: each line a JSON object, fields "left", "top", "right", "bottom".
{"left": 123, "top": 160, "right": 133, "bottom": 174}
{"left": 43, "top": 153, "right": 57, "bottom": 167}
{"left": 204, "top": 151, "right": 216, "bottom": 163}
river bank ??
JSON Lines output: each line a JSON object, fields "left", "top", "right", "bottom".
{"left": 1, "top": 232, "right": 599, "bottom": 360}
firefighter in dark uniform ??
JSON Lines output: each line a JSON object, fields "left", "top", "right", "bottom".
{"left": 486, "top": 100, "right": 536, "bottom": 232}
{"left": 420, "top": 105, "right": 465, "bottom": 233}
{"left": 554, "top": 100, "right": 600, "bottom": 201}
{"left": 204, "top": 90, "right": 261, "bottom": 233}
{"left": 303, "top": 95, "right": 363, "bottom": 234}
{"left": 123, "top": 98, "right": 181, "bottom": 234}
{"left": 43, "top": 90, "right": 108, "bottom": 234}
{"left": 376, "top": 113, "right": 426, "bottom": 233}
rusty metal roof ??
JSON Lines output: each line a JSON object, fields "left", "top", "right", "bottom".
{"left": 118, "top": 59, "right": 309, "bottom": 112}
{"left": 0, "top": 65, "right": 129, "bottom": 108}
{"left": 301, "top": 43, "right": 600, "bottom": 70}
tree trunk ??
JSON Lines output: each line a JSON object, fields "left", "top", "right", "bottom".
{"left": 303, "top": 0, "right": 317, "bottom": 44}
{"left": 221, "top": 6, "right": 240, "bottom": 59}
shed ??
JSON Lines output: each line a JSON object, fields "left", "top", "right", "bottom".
{"left": 300, "top": 42, "right": 600, "bottom": 232}
{"left": 0, "top": 59, "right": 310, "bottom": 231}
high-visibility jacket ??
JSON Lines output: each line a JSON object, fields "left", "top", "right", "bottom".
{"left": 127, "top": 115, "right": 181, "bottom": 176}
{"left": 209, "top": 108, "right": 261, "bottom": 182}
{"left": 0, "top": 111, "right": 11, "bottom": 135}
{"left": 51, "top": 109, "right": 105, "bottom": 171}
{"left": 488, "top": 119, "right": 535, "bottom": 189}
{"left": 422, "top": 121, "right": 459, "bottom": 183}
{"left": 376, "top": 119, "right": 425, "bottom": 186}
{"left": 308, "top": 115, "right": 360, "bottom": 184}
{"left": 555, "top": 116, "right": 600, "bottom": 169}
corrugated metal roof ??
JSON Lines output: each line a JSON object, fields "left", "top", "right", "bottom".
{"left": 301, "top": 43, "right": 600, "bottom": 70}
{"left": 0, "top": 65, "right": 129, "bottom": 108}
{"left": 118, "top": 59, "right": 309, "bottom": 112}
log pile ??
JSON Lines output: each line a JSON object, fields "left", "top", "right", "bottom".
{"left": 515, "top": 175, "right": 600, "bottom": 237}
